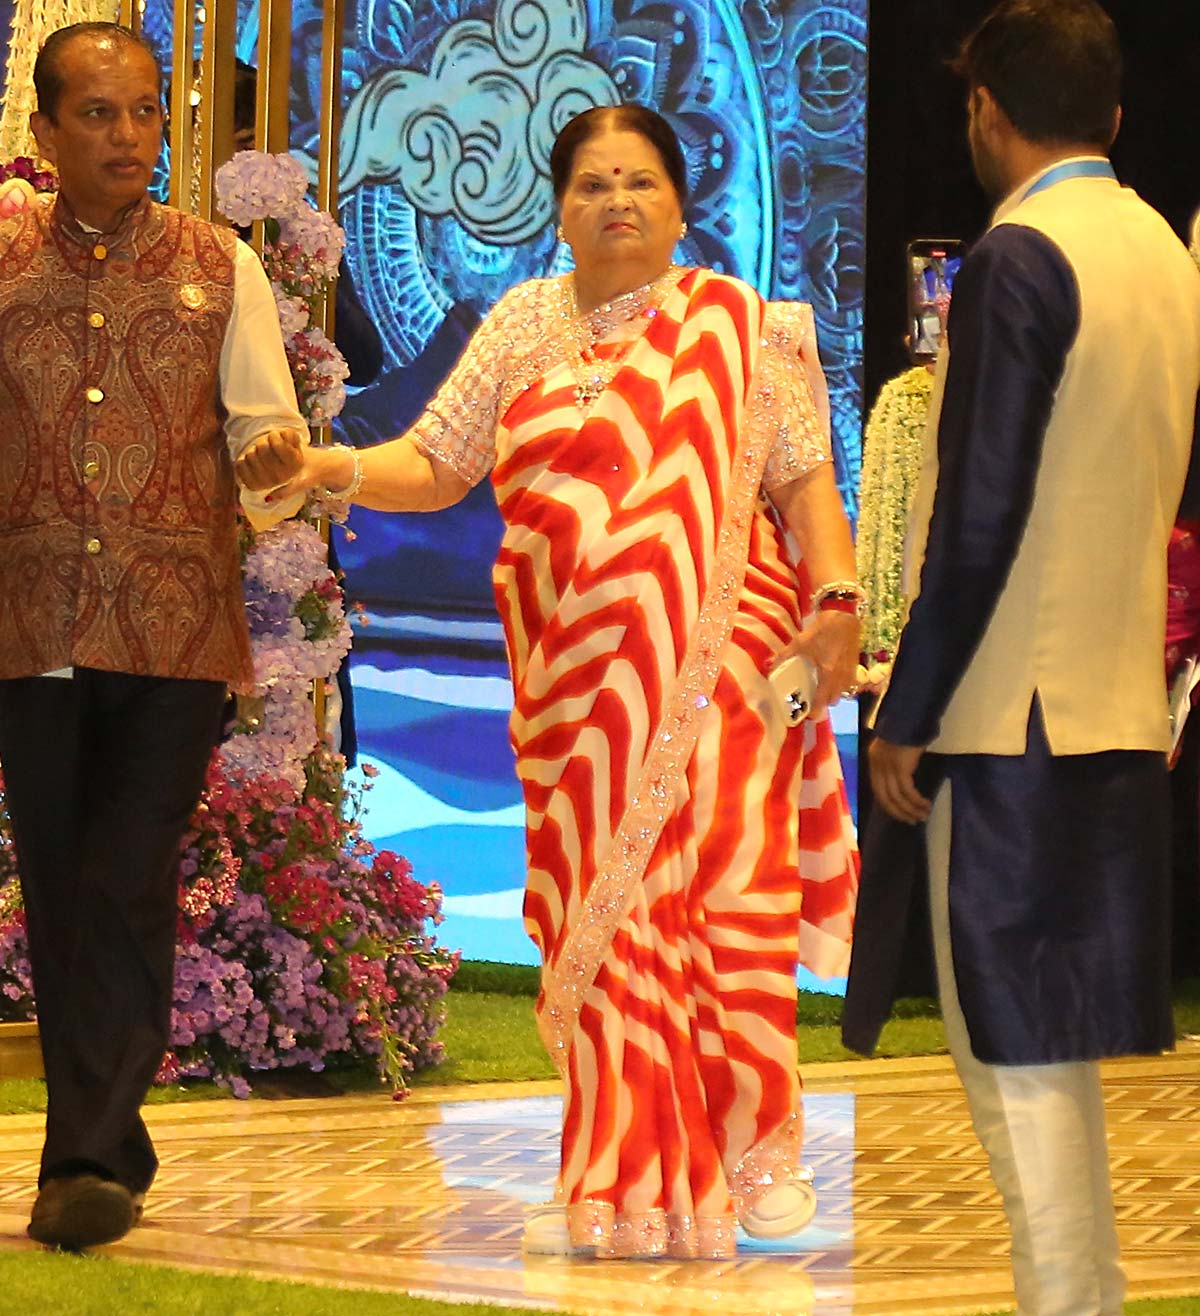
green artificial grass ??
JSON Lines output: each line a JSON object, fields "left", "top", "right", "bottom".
{"left": 450, "top": 959, "right": 540, "bottom": 996}
{"left": 412, "top": 990, "right": 556, "bottom": 1085}
{"left": 989, "top": 1307, "right": 1200, "bottom": 1316}
{"left": 1172, "top": 976, "right": 1200, "bottom": 1035}
{"left": 0, "top": 1252, "right": 574, "bottom": 1316}
{"left": 0, "top": 1251, "right": 1196, "bottom": 1316}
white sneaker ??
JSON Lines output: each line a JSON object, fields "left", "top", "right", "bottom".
{"left": 521, "top": 1204, "right": 596, "bottom": 1257}
{"left": 739, "top": 1180, "right": 818, "bottom": 1239}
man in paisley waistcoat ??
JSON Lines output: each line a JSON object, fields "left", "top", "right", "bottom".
{"left": 0, "top": 22, "right": 306, "bottom": 1250}
{"left": 847, "top": 2, "right": 1200, "bottom": 1313}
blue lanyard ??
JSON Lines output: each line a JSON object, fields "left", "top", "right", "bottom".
{"left": 1022, "top": 159, "right": 1116, "bottom": 200}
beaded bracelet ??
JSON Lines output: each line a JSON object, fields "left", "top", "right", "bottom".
{"left": 811, "top": 579, "right": 868, "bottom": 617}
{"left": 309, "top": 444, "right": 364, "bottom": 523}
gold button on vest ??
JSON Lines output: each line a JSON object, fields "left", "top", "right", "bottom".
{"left": 92, "top": 244, "right": 107, "bottom": 260}
{"left": 82, "top": 459, "right": 100, "bottom": 479}
{"left": 85, "top": 386, "right": 104, "bottom": 404}
{"left": 88, "top": 312, "right": 105, "bottom": 328}
{"left": 84, "top": 537, "right": 102, "bottom": 555}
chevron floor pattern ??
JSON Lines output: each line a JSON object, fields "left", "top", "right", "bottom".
{"left": 0, "top": 1049, "right": 1196, "bottom": 1315}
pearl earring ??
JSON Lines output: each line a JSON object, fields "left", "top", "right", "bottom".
{"left": 556, "top": 224, "right": 565, "bottom": 242}
{"left": 679, "top": 221, "right": 688, "bottom": 239}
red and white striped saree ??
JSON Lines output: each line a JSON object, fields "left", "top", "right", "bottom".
{"left": 416, "top": 268, "right": 857, "bottom": 1259}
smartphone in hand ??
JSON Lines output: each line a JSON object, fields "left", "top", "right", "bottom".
{"left": 770, "top": 654, "right": 818, "bottom": 726}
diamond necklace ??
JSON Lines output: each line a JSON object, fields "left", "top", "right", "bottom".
{"left": 564, "top": 265, "right": 683, "bottom": 410}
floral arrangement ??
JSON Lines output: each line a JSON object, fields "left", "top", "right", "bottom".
{"left": 215, "top": 151, "right": 349, "bottom": 424}
{"left": 223, "top": 519, "right": 354, "bottom": 788}
{"left": 854, "top": 364, "right": 936, "bottom": 671}
{"left": 286, "top": 326, "right": 351, "bottom": 424}
{"left": 0, "top": 155, "right": 56, "bottom": 193}
{"left": 164, "top": 751, "right": 456, "bottom": 1098}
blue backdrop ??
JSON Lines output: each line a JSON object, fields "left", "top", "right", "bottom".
{"left": 139, "top": 0, "right": 867, "bottom": 976}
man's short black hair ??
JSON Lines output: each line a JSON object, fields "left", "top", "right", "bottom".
{"left": 34, "top": 22, "right": 162, "bottom": 123}
{"left": 954, "top": 0, "right": 1121, "bottom": 148}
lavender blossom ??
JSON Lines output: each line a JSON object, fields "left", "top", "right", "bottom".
{"left": 215, "top": 151, "right": 310, "bottom": 227}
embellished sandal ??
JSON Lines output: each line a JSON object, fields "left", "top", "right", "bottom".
{"left": 739, "top": 1177, "right": 818, "bottom": 1240}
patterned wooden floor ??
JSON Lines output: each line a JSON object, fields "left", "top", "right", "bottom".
{"left": 0, "top": 1050, "right": 1197, "bottom": 1315}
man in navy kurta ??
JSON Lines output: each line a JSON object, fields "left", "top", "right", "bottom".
{"left": 853, "top": 3, "right": 1200, "bottom": 1314}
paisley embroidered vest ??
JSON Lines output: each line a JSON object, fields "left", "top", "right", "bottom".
{"left": 0, "top": 196, "right": 254, "bottom": 691}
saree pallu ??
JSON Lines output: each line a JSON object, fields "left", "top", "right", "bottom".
{"left": 481, "top": 270, "right": 857, "bottom": 1258}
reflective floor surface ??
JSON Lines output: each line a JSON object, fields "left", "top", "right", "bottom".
{"left": 0, "top": 1050, "right": 1197, "bottom": 1315}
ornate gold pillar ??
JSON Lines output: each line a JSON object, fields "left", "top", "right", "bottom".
{"left": 161, "top": 0, "right": 237, "bottom": 219}
{"left": 313, "top": 0, "right": 344, "bottom": 350}
{"left": 310, "top": 0, "right": 346, "bottom": 738}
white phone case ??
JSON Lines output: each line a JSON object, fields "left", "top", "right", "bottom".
{"left": 769, "top": 654, "right": 818, "bottom": 726}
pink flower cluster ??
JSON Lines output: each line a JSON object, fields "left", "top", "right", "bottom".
{"left": 373, "top": 850, "right": 445, "bottom": 926}
{"left": 267, "top": 206, "right": 345, "bottom": 291}
{"left": 0, "top": 156, "right": 57, "bottom": 193}
{"left": 286, "top": 326, "right": 351, "bottom": 424}
{"left": 264, "top": 863, "right": 347, "bottom": 933}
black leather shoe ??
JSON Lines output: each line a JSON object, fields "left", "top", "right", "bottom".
{"left": 27, "top": 1174, "right": 136, "bottom": 1250}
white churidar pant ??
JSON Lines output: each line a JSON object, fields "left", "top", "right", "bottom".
{"left": 927, "top": 783, "right": 1126, "bottom": 1316}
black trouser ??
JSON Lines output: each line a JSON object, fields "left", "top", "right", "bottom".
{"left": 0, "top": 670, "right": 225, "bottom": 1193}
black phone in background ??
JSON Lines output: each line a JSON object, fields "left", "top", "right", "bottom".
{"left": 907, "top": 238, "right": 966, "bottom": 363}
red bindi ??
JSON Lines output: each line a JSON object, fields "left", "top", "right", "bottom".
{"left": 613, "top": 167, "right": 621, "bottom": 175}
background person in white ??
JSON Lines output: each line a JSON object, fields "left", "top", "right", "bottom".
{"left": 852, "top": 2, "right": 1200, "bottom": 1313}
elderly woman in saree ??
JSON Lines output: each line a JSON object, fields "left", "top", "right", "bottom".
{"left": 242, "top": 104, "right": 860, "bottom": 1261}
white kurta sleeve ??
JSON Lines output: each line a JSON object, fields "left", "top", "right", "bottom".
{"left": 220, "top": 241, "right": 309, "bottom": 530}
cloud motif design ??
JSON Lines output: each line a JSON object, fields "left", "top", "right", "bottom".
{"left": 339, "top": 0, "right": 618, "bottom": 245}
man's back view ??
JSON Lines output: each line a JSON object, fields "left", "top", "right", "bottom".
{"left": 859, "top": 3, "right": 1200, "bottom": 1313}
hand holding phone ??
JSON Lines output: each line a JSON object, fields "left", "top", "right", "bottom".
{"left": 769, "top": 654, "right": 818, "bottom": 726}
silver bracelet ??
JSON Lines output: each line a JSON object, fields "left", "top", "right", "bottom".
{"left": 311, "top": 444, "right": 363, "bottom": 522}
{"left": 810, "top": 579, "right": 868, "bottom": 616}
{"left": 328, "top": 444, "right": 364, "bottom": 499}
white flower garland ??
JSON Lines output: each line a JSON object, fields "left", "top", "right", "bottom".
{"left": 855, "top": 365, "right": 935, "bottom": 663}
{"left": 0, "top": 0, "right": 118, "bottom": 161}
